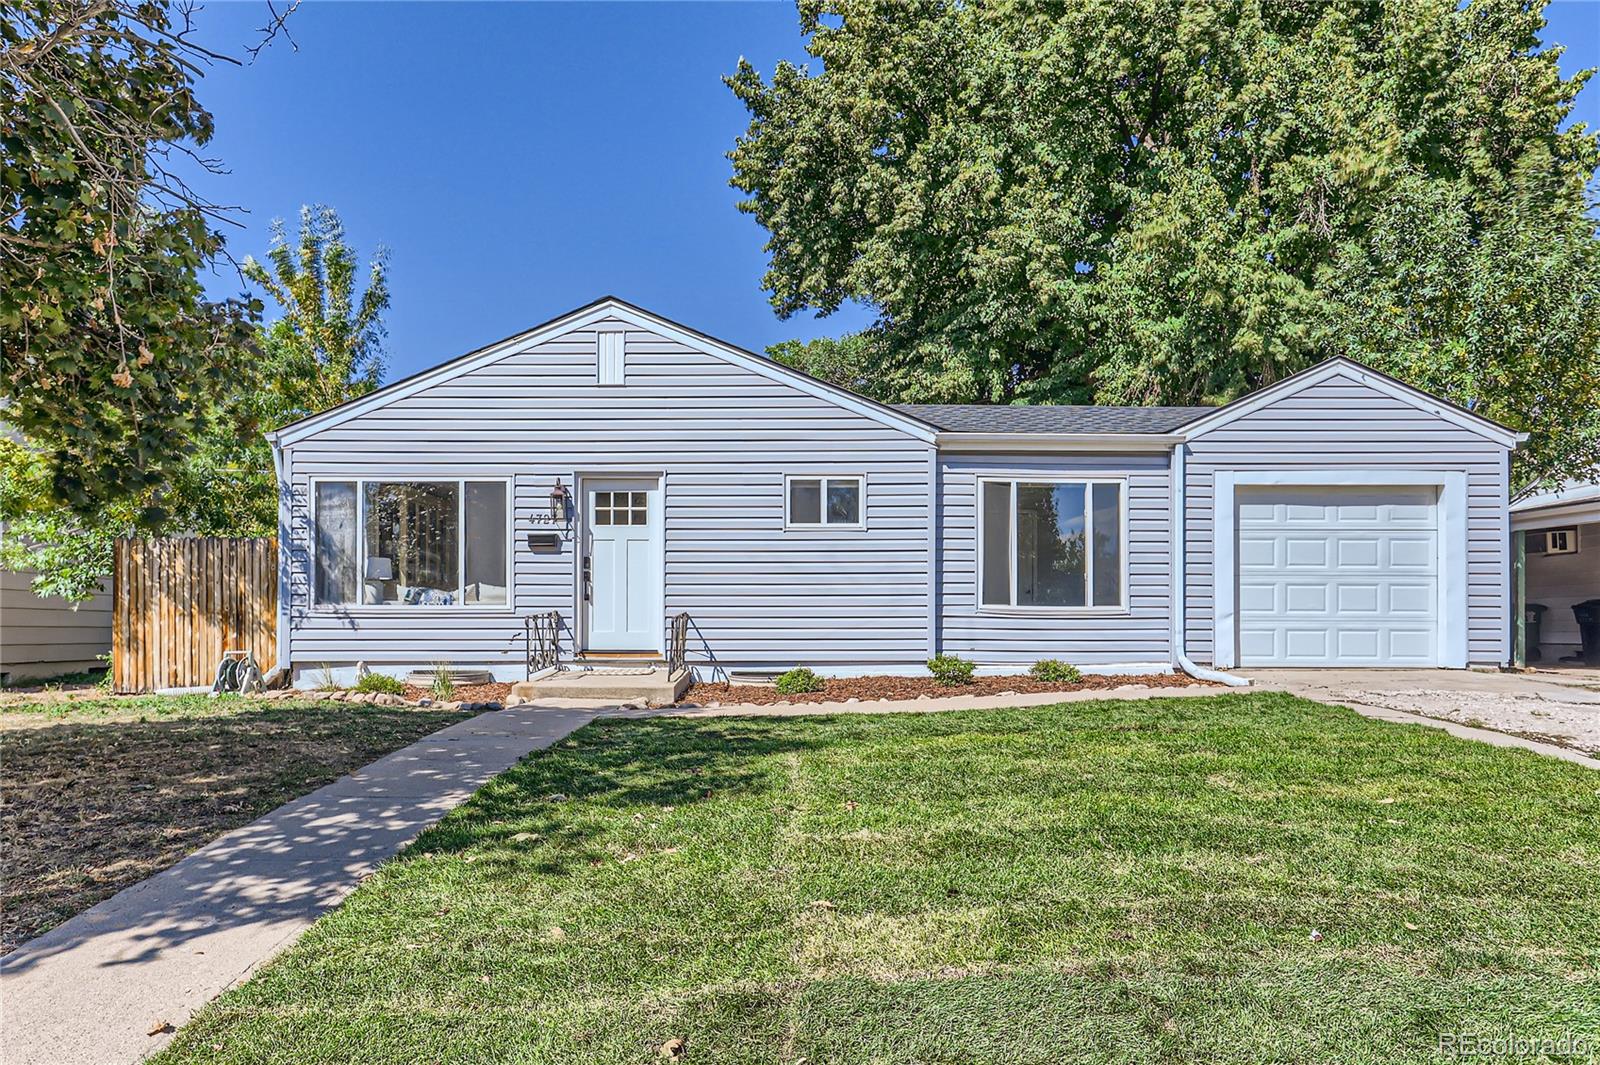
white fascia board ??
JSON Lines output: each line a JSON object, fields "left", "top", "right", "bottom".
{"left": 1510, "top": 480, "right": 1600, "bottom": 513}
{"left": 272, "top": 299, "right": 938, "bottom": 448}
{"left": 1512, "top": 501, "right": 1600, "bottom": 530}
{"left": 935, "top": 432, "right": 1180, "bottom": 452}
{"left": 1178, "top": 359, "right": 1522, "bottom": 449}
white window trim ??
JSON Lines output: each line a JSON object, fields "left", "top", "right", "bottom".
{"left": 309, "top": 475, "right": 515, "bottom": 614}
{"left": 1211, "top": 470, "right": 1467, "bottom": 669}
{"left": 975, "top": 475, "right": 1131, "bottom": 616}
{"left": 783, "top": 474, "right": 867, "bottom": 530}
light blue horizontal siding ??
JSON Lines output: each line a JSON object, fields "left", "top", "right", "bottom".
{"left": 284, "top": 321, "right": 934, "bottom": 671}
{"left": 937, "top": 453, "right": 1173, "bottom": 667}
{"left": 1183, "top": 370, "right": 1510, "bottom": 667}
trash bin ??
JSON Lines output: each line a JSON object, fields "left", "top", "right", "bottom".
{"left": 1574, "top": 599, "right": 1600, "bottom": 666}
{"left": 1525, "top": 602, "right": 1549, "bottom": 663}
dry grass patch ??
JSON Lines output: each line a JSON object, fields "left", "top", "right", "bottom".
{"left": 1, "top": 694, "right": 470, "bottom": 953}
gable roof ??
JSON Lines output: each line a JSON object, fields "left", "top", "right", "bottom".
{"left": 270, "top": 301, "right": 1521, "bottom": 454}
{"left": 1177, "top": 356, "right": 1524, "bottom": 448}
{"left": 269, "top": 296, "right": 940, "bottom": 448}
{"left": 896, "top": 403, "right": 1209, "bottom": 435}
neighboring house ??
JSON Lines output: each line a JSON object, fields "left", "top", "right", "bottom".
{"left": 268, "top": 297, "right": 1520, "bottom": 686}
{"left": 1510, "top": 470, "right": 1600, "bottom": 664}
{"left": 0, "top": 419, "right": 114, "bottom": 683}
{"left": 0, "top": 536, "right": 112, "bottom": 685}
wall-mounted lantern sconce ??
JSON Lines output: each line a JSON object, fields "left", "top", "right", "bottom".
{"left": 549, "top": 478, "right": 571, "bottom": 523}
{"left": 528, "top": 477, "right": 573, "bottom": 551}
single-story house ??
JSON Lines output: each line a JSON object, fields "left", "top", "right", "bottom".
{"left": 1510, "top": 469, "right": 1600, "bottom": 665}
{"left": 267, "top": 297, "right": 1521, "bottom": 687}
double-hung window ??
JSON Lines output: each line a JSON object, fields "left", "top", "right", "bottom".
{"left": 313, "top": 479, "right": 509, "bottom": 607}
{"left": 786, "top": 475, "right": 863, "bottom": 528}
{"left": 979, "top": 478, "right": 1125, "bottom": 610}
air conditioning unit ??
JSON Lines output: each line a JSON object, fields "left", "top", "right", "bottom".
{"left": 1528, "top": 528, "right": 1579, "bottom": 555}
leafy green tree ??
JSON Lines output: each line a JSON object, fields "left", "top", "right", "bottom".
{"left": 1, "top": 0, "right": 260, "bottom": 517}
{"left": 244, "top": 205, "right": 391, "bottom": 414}
{"left": 767, "top": 333, "right": 879, "bottom": 394}
{"left": 729, "top": 0, "right": 1600, "bottom": 493}
{"left": 2, "top": 206, "right": 390, "bottom": 601}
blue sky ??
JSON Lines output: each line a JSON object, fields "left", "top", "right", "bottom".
{"left": 188, "top": 1, "right": 1600, "bottom": 384}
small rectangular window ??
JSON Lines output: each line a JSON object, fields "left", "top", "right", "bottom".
{"left": 787, "top": 476, "right": 863, "bottom": 527}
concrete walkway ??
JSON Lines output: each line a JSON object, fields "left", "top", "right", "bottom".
{"left": 0, "top": 704, "right": 599, "bottom": 1065}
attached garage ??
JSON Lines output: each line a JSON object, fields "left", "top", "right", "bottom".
{"left": 1181, "top": 358, "right": 1517, "bottom": 671}
{"left": 1234, "top": 485, "right": 1440, "bottom": 666}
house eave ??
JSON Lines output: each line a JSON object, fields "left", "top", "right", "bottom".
{"left": 935, "top": 431, "right": 1181, "bottom": 452}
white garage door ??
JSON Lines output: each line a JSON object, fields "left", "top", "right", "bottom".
{"left": 1236, "top": 486, "right": 1439, "bottom": 667}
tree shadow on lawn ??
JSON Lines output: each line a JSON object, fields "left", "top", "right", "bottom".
{"left": 1, "top": 703, "right": 471, "bottom": 961}
{"left": 405, "top": 714, "right": 833, "bottom": 880}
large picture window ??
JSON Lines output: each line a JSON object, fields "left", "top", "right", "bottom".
{"left": 979, "top": 478, "right": 1125, "bottom": 610}
{"left": 313, "top": 479, "right": 509, "bottom": 607}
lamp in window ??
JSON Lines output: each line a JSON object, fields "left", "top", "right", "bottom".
{"left": 363, "top": 557, "right": 393, "bottom": 605}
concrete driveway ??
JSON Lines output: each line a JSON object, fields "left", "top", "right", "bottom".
{"left": 1243, "top": 667, "right": 1600, "bottom": 766}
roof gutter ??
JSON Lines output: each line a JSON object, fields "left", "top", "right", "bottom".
{"left": 936, "top": 431, "right": 1182, "bottom": 452}
{"left": 1171, "top": 443, "right": 1250, "bottom": 687}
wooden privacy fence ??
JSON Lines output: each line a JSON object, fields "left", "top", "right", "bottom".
{"left": 113, "top": 537, "right": 277, "bottom": 693}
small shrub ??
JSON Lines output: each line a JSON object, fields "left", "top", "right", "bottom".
{"left": 316, "top": 664, "right": 341, "bottom": 691}
{"left": 774, "top": 667, "right": 825, "bottom": 695}
{"left": 430, "top": 663, "right": 455, "bottom": 701}
{"left": 927, "top": 654, "right": 976, "bottom": 686}
{"left": 1029, "top": 659, "right": 1083, "bottom": 684}
{"left": 352, "top": 673, "right": 406, "bottom": 695}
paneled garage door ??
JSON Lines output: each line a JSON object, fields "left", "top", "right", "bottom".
{"left": 1236, "top": 486, "right": 1439, "bottom": 666}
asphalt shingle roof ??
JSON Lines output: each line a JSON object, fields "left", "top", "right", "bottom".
{"left": 892, "top": 403, "right": 1212, "bottom": 435}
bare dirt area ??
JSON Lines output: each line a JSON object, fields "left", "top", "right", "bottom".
{"left": 687, "top": 672, "right": 1213, "bottom": 706}
{"left": 0, "top": 695, "right": 471, "bottom": 955}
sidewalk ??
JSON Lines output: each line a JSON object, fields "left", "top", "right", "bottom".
{"left": 0, "top": 704, "right": 599, "bottom": 1065}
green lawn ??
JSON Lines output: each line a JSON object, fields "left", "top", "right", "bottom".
{"left": 158, "top": 693, "right": 1600, "bottom": 1064}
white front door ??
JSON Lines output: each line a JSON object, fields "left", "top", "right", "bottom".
{"left": 1236, "top": 486, "right": 1440, "bottom": 666}
{"left": 583, "top": 478, "right": 662, "bottom": 653}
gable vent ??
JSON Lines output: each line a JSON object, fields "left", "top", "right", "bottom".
{"left": 597, "top": 329, "right": 625, "bottom": 386}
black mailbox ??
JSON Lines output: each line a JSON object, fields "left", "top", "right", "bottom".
{"left": 527, "top": 532, "right": 561, "bottom": 551}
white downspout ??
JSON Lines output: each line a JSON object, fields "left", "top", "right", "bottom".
{"left": 1172, "top": 442, "right": 1251, "bottom": 687}
{"left": 266, "top": 433, "right": 291, "bottom": 687}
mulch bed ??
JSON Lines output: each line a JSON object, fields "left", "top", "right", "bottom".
{"left": 402, "top": 683, "right": 511, "bottom": 705}
{"left": 399, "top": 674, "right": 1214, "bottom": 708}
{"left": 687, "top": 672, "right": 1213, "bottom": 706}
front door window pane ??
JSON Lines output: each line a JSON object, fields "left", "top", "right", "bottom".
{"left": 1016, "top": 483, "right": 1086, "bottom": 607}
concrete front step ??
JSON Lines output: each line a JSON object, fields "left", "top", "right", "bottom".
{"left": 509, "top": 667, "right": 691, "bottom": 705}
